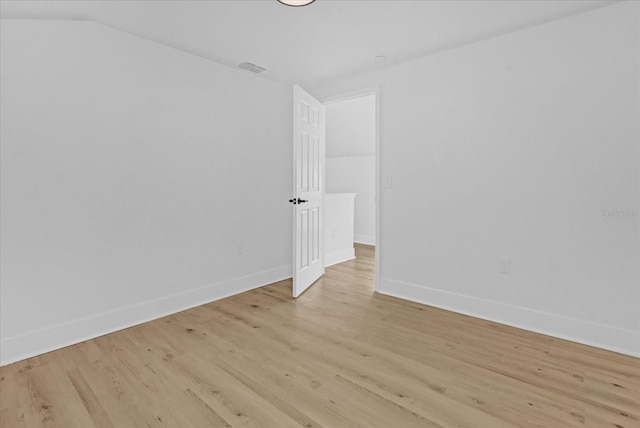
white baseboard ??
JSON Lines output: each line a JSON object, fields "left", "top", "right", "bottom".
{"left": 377, "top": 277, "right": 640, "bottom": 358}
{"left": 325, "top": 248, "right": 356, "bottom": 267}
{"left": 0, "top": 265, "right": 293, "bottom": 366}
{"left": 354, "top": 234, "right": 376, "bottom": 246}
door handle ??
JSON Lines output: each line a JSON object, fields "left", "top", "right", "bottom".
{"left": 288, "top": 198, "right": 309, "bottom": 205}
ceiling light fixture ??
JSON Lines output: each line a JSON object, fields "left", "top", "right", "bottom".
{"left": 277, "top": 0, "right": 316, "bottom": 7}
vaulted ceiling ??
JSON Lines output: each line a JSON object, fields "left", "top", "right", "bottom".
{"left": 0, "top": 0, "right": 617, "bottom": 88}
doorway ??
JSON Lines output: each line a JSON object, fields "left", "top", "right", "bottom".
{"left": 323, "top": 89, "right": 379, "bottom": 290}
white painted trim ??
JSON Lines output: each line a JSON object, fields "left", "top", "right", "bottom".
{"left": 354, "top": 234, "right": 376, "bottom": 246}
{"left": 325, "top": 248, "right": 356, "bottom": 268}
{"left": 377, "top": 277, "right": 640, "bottom": 358}
{"left": 374, "top": 87, "right": 381, "bottom": 292}
{"left": 0, "top": 265, "right": 292, "bottom": 366}
{"left": 323, "top": 88, "right": 377, "bottom": 105}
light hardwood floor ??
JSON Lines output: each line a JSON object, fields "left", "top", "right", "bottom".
{"left": 1, "top": 244, "right": 639, "bottom": 427}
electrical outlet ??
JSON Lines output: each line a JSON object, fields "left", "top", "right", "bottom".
{"left": 499, "top": 258, "right": 511, "bottom": 275}
{"left": 235, "top": 242, "right": 243, "bottom": 256}
{"left": 383, "top": 175, "right": 393, "bottom": 189}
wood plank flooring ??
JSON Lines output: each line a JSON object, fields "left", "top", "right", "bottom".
{"left": 1, "top": 244, "right": 639, "bottom": 427}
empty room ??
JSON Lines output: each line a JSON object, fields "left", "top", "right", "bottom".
{"left": 0, "top": 0, "right": 638, "bottom": 427}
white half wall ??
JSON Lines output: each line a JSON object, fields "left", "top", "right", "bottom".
{"left": 326, "top": 156, "right": 376, "bottom": 245}
{"left": 0, "top": 20, "right": 293, "bottom": 365}
{"left": 324, "top": 193, "right": 356, "bottom": 267}
{"left": 314, "top": 2, "right": 640, "bottom": 356}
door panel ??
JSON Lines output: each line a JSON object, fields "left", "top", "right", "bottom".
{"left": 293, "top": 85, "right": 325, "bottom": 298}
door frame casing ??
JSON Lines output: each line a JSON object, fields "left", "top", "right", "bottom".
{"left": 322, "top": 86, "right": 381, "bottom": 292}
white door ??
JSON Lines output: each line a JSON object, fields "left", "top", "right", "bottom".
{"left": 291, "top": 85, "right": 325, "bottom": 298}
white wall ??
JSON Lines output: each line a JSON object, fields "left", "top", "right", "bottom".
{"left": 326, "top": 94, "right": 376, "bottom": 245}
{"left": 0, "top": 20, "right": 292, "bottom": 365}
{"left": 326, "top": 95, "right": 376, "bottom": 158}
{"left": 314, "top": 2, "right": 640, "bottom": 356}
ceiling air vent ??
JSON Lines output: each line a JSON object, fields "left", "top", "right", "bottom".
{"left": 238, "top": 62, "right": 267, "bottom": 74}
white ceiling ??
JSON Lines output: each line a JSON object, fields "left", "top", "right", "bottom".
{"left": 0, "top": 0, "right": 618, "bottom": 88}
